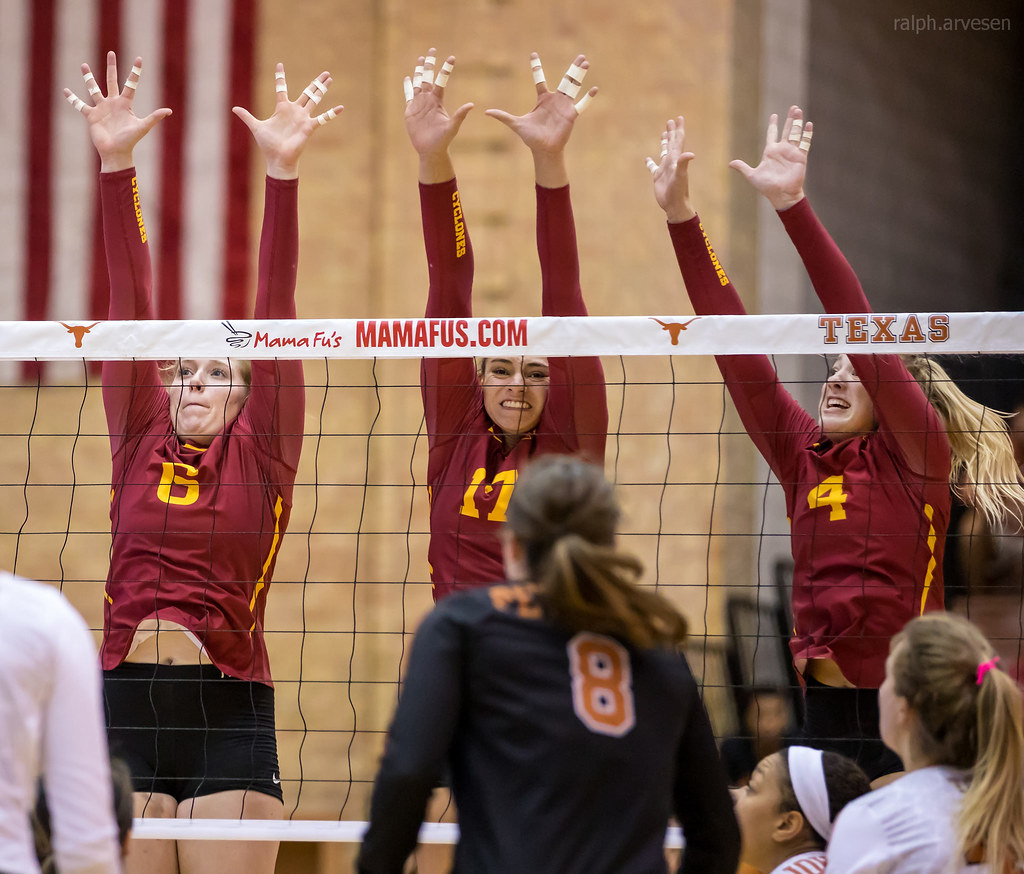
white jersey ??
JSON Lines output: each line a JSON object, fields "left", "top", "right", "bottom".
{"left": 826, "top": 766, "right": 985, "bottom": 874}
{"left": 771, "top": 850, "right": 827, "bottom": 874}
{"left": 0, "top": 573, "right": 120, "bottom": 874}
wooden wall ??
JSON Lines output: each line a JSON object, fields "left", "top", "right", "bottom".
{"left": 1, "top": 1, "right": 763, "bottom": 870}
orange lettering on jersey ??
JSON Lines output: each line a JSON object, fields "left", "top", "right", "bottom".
{"left": 452, "top": 191, "right": 466, "bottom": 258}
{"left": 488, "top": 583, "right": 542, "bottom": 619}
{"left": 131, "top": 176, "right": 147, "bottom": 243}
{"left": 697, "top": 222, "right": 729, "bottom": 286}
{"left": 567, "top": 632, "right": 636, "bottom": 737}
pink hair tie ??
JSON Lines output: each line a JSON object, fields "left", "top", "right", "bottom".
{"left": 976, "top": 656, "right": 1000, "bottom": 686}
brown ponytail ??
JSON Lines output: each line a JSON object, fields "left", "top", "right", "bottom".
{"left": 891, "top": 613, "right": 1024, "bottom": 873}
{"left": 505, "top": 456, "right": 688, "bottom": 649}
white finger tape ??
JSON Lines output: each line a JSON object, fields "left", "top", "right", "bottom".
{"left": 275, "top": 70, "right": 286, "bottom": 80}
{"left": 413, "top": 64, "right": 424, "bottom": 89}
{"left": 645, "top": 157, "right": 658, "bottom": 175}
{"left": 125, "top": 79, "right": 138, "bottom": 91}
{"left": 573, "top": 91, "right": 593, "bottom": 115}
{"left": 131, "top": 65, "right": 142, "bottom": 77}
{"left": 66, "top": 92, "right": 86, "bottom": 112}
{"left": 421, "top": 68, "right": 434, "bottom": 86}
{"left": 557, "top": 78, "right": 581, "bottom": 99}
{"left": 434, "top": 61, "right": 453, "bottom": 88}
{"left": 566, "top": 62, "right": 587, "bottom": 83}
{"left": 403, "top": 77, "right": 414, "bottom": 102}
{"left": 799, "top": 129, "right": 813, "bottom": 151}
{"left": 531, "top": 57, "right": 546, "bottom": 84}
{"left": 275, "top": 83, "right": 288, "bottom": 93}
{"left": 303, "top": 87, "right": 322, "bottom": 105}
{"left": 788, "top": 118, "right": 803, "bottom": 142}
{"left": 424, "top": 54, "right": 436, "bottom": 68}
{"left": 312, "top": 78, "right": 328, "bottom": 94}
{"left": 83, "top": 72, "right": 101, "bottom": 96}
{"left": 316, "top": 108, "right": 337, "bottom": 127}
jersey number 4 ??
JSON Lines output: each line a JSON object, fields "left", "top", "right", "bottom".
{"left": 567, "top": 632, "right": 636, "bottom": 737}
{"left": 807, "top": 474, "right": 848, "bottom": 521}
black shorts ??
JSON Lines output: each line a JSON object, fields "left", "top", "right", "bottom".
{"left": 800, "top": 675, "right": 904, "bottom": 781}
{"left": 103, "top": 662, "right": 283, "bottom": 804}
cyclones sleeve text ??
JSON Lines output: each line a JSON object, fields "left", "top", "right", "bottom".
{"left": 355, "top": 319, "right": 527, "bottom": 349}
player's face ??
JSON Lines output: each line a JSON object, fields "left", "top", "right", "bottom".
{"left": 878, "top": 645, "right": 909, "bottom": 754}
{"left": 818, "top": 354, "right": 876, "bottom": 443}
{"left": 167, "top": 358, "right": 250, "bottom": 446}
{"left": 731, "top": 752, "right": 788, "bottom": 871}
{"left": 480, "top": 356, "right": 550, "bottom": 440}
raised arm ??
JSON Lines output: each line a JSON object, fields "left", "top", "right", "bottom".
{"left": 734, "top": 106, "right": 947, "bottom": 476}
{"left": 649, "top": 117, "right": 816, "bottom": 475}
{"left": 405, "top": 49, "right": 479, "bottom": 443}
{"left": 67, "top": 52, "right": 172, "bottom": 442}
{"left": 488, "top": 54, "right": 607, "bottom": 459}
{"left": 231, "top": 65, "right": 342, "bottom": 484}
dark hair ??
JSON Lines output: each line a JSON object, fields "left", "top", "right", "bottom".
{"left": 33, "top": 755, "right": 134, "bottom": 872}
{"left": 504, "top": 455, "right": 688, "bottom": 649}
{"left": 775, "top": 750, "right": 871, "bottom": 849}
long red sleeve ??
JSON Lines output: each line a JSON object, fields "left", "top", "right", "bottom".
{"left": 536, "top": 185, "right": 607, "bottom": 462}
{"left": 236, "top": 177, "right": 305, "bottom": 502}
{"left": 420, "top": 178, "right": 478, "bottom": 461}
{"left": 667, "top": 217, "right": 817, "bottom": 481}
{"left": 777, "top": 199, "right": 948, "bottom": 482}
{"left": 100, "top": 169, "right": 167, "bottom": 454}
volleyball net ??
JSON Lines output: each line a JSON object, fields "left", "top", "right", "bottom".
{"left": 3, "top": 312, "right": 1023, "bottom": 844}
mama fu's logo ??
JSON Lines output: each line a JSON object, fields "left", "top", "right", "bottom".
{"left": 223, "top": 321, "right": 254, "bottom": 349}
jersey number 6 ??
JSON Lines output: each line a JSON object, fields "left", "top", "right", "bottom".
{"left": 567, "top": 632, "right": 636, "bottom": 737}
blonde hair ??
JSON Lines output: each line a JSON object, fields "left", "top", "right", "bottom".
{"left": 904, "top": 356, "right": 1024, "bottom": 528}
{"left": 890, "top": 614, "right": 1024, "bottom": 873}
{"left": 505, "top": 456, "right": 688, "bottom": 649}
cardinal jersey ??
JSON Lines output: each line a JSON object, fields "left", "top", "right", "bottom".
{"left": 420, "top": 179, "right": 608, "bottom": 599}
{"left": 668, "top": 199, "right": 950, "bottom": 687}
{"left": 99, "top": 169, "right": 304, "bottom": 686}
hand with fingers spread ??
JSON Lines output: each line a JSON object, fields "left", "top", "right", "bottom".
{"left": 646, "top": 116, "right": 697, "bottom": 223}
{"left": 232, "top": 64, "right": 344, "bottom": 180}
{"left": 64, "top": 51, "right": 171, "bottom": 172}
{"left": 404, "top": 48, "right": 474, "bottom": 183}
{"left": 729, "top": 105, "right": 813, "bottom": 211}
{"left": 485, "top": 52, "right": 598, "bottom": 188}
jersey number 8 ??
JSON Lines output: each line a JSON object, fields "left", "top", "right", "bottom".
{"left": 567, "top": 632, "right": 636, "bottom": 737}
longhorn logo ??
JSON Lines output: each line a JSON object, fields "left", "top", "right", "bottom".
{"left": 650, "top": 317, "right": 699, "bottom": 345}
{"left": 60, "top": 322, "right": 100, "bottom": 348}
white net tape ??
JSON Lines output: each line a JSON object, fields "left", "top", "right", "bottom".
{"left": 6, "top": 311, "right": 1024, "bottom": 360}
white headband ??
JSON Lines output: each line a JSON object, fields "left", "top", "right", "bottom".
{"left": 787, "top": 746, "right": 832, "bottom": 841}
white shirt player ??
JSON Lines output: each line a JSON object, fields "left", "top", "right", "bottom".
{"left": 0, "top": 572, "right": 121, "bottom": 874}
{"left": 770, "top": 850, "right": 827, "bottom": 874}
{"left": 826, "top": 766, "right": 986, "bottom": 873}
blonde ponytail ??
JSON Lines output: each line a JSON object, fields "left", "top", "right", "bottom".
{"left": 904, "top": 356, "right": 1024, "bottom": 528}
{"left": 892, "top": 614, "right": 1024, "bottom": 873}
